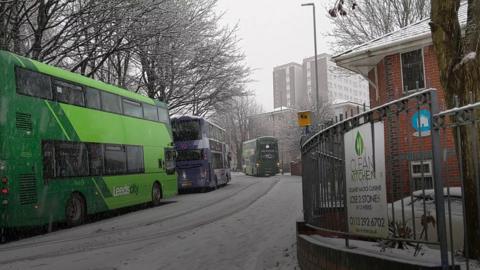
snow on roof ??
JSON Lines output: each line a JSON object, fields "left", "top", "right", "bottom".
{"left": 332, "top": 99, "right": 348, "bottom": 104}
{"left": 411, "top": 187, "right": 462, "bottom": 199}
{"left": 333, "top": 2, "right": 468, "bottom": 62}
{"left": 171, "top": 114, "right": 202, "bottom": 120}
{"left": 273, "top": 106, "right": 293, "bottom": 111}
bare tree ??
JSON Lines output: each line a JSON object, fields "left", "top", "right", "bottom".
{"left": 213, "top": 96, "right": 263, "bottom": 171}
{"left": 327, "top": 0, "right": 430, "bottom": 51}
{"left": 136, "top": 0, "right": 250, "bottom": 116}
{"left": 0, "top": 0, "right": 250, "bottom": 116}
{"left": 430, "top": 0, "right": 480, "bottom": 259}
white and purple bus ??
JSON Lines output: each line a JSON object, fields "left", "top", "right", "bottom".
{"left": 171, "top": 116, "right": 231, "bottom": 191}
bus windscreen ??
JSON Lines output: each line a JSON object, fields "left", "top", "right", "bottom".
{"left": 172, "top": 120, "right": 201, "bottom": 141}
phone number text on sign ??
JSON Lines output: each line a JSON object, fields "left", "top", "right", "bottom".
{"left": 349, "top": 216, "right": 386, "bottom": 228}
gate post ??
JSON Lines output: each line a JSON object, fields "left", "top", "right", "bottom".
{"left": 430, "top": 90, "right": 449, "bottom": 269}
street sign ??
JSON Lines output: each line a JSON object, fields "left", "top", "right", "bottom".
{"left": 297, "top": 111, "right": 311, "bottom": 127}
{"left": 411, "top": 109, "right": 431, "bottom": 137}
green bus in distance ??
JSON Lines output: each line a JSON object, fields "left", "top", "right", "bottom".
{"left": 0, "top": 50, "right": 177, "bottom": 238}
{"left": 242, "top": 136, "right": 279, "bottom": 177}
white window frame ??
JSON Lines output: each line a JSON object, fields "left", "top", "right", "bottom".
{"left": 400, "top": 48, "right": 427, "bottom": 93}
{"left": 410, "top": 160, "right": 433, "bottom": 178}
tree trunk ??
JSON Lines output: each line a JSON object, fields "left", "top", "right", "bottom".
{"left": 430, "top": 0, "right": 480, "bottom": 259}
{"left": 31, "top": 0, "right": 48, "bottom": 60}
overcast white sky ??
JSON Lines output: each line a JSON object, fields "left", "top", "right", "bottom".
{"left": 215, "top": 0, "right": 335, "bottom": 111}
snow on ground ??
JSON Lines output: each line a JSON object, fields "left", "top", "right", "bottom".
{"left": 0, "top": 174, "right": 302, "bottom": 270}
{"left": 309, "top": 236, "right": 442, "bottom": 266}
{"left": 308, "top": 235, "right": 480, "bottom": 270}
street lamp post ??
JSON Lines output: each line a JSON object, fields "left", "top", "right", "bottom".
{"left": 301, "top": 3, "right": 320, "bottom": 123}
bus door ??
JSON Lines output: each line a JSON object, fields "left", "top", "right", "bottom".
{"left": 164, "top": 147, "right": 176, "bottom": 175}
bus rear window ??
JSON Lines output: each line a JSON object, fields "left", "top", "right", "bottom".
{"left": 16, "top": 67, "right": 53, "bottom": 99}
{"left": 176, "top": 149, "right": 204, "bottom": 162}
{"left": 172, "top": 120, "right": 201, "bottom": 141}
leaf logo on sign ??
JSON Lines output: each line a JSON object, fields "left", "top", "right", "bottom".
{"left": 355, "top": 131, "right": 364, "bottom": 156}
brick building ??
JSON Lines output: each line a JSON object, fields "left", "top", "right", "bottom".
{"left": 332, "top": 4, "right": 466, "bottom": 200}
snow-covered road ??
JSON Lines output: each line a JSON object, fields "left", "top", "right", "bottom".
{"left": 0, "top": 174, "right": 302, "bottom": 270}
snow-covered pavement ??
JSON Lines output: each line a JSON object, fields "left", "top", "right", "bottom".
{"left": 0, "top": 174, "right": 302, "bottom": 270}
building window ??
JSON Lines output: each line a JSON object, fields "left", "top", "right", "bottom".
{"left": 401, "top": 49, "right": 425, "bottom": 91}
{"left": 411, "top": 160, "right": 433, "bottom": 190}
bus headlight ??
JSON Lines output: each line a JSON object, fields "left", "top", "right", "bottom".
{"left": 277, "top": 162, "right": 280, "bottom": 167}
{"left": 256, "top": 163, "right": 259, "bottom": 167}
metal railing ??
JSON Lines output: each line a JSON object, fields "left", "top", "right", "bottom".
{"left": 301, "top": 88, "right": 480, "bottom": 269}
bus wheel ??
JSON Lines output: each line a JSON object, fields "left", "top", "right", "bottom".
{"left": 65, "top": 193, "right": 86, "bottom": 227}
{"left": 0, "top": 228, "right": 6, "bottom": 243}
{"left": 214, "top": 177, "right": 218, "bottom": 190}
{"left": 226, "top": 174, "right": 230, "bottom": 185}
{"left": 152, "top": 182, "right": 162, "bottom": 206}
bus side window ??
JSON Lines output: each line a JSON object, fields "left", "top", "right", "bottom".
{"left": 42, "top": 141, "right": 56, "bottom": 180}
{"left": 157, "top": 107, "right": 169, "bottom": 123}
{"left": 126, "top": 145, "right": 144, "bottom": 173}
{"left": 53, "top": 79, "right": 85, "bottom": 106}
{"left": 101, "top": 91, "right": 122, "bottom": 114}
{"left": 144, "top": 103, "right": 159, "bottom": 121}
{"left": 85, "top": 88, "right": 101, "bottom": 110}
{"left": 104, "top": 144, "right": 127, "bottom": 175}
{"left": 164, "top": 149, "right": 176, "bottom": 175}
{"left": 16, "top": 67, "right": 53, "bottom": 100}
{"left": 87, "top": 143, "right": 104, "bottom": 176}
{"left": 55, "top": 141, "right": 89, "bottom": 178}
{"left": 123, "top": 99, "right": 143, "bottom": 118}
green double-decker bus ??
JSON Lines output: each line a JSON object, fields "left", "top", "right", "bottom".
{"left": 242, "top": 136, "right": 279, "bottom": 177}
{"left": 0, "top": 50, "right": 177, "bottom": 236}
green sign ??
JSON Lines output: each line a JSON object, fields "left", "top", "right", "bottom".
{"left": 355, "top": 131, "right": 364, "bottom": 156}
